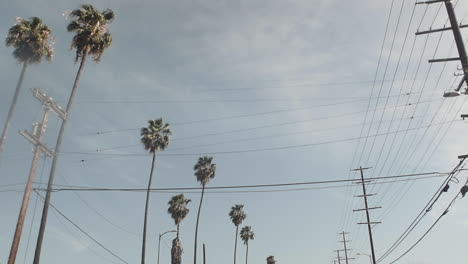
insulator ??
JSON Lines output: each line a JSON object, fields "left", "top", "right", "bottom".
{"left": 460, "top": 185, "right": 468, "bottom": 198}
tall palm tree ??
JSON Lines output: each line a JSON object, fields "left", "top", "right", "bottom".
{"left": 266, "top": 256, "right": 277, "bottom": 264}
{"left": 168, "top": 194, "right": 191, "bottom": 264}
{"left": 140, "top": 119, "right": 171, "bottom": 264}
{"left": 229, "top": 204, "right": 246, "bottom": 264}
{"left": 240, "top": 226, "right": 254, "bottom": 264}
{"left": 1, "top": 17, "right": 53, "bottom": 160}
{"left": 193, "top": 156, "right": 216, "bottom": 264}
{"left": 33, "top": 5, "right": 114, "bottom": 263}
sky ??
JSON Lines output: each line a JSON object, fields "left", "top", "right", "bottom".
{"left": 1, "top": 0, "right": 468, "bottom": 264}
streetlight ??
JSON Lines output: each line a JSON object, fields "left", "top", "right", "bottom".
{"left": 357, "top": 253, "right": 372, "bottom": 264}
{"left": 443, "top": 78, "right": 467, "bottom": 97}
{"left": 157, "top": 230, "right": 177, "bottom": 264}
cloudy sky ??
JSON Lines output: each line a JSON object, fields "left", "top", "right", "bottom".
{"left": 1, "top": 0, "right": 468, "bottom": 263}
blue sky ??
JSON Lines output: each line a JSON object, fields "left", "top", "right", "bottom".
{"left": 2, "top": 0, "right": 468, "bottom": 263}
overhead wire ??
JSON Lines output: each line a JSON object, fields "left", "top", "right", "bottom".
{"left": 33, "top": 190, "right": 129, "bottom": 264}
{"left": 376, "top": 157, "right": 466, "bottom": 263}
{"left": 49, "top": 202, "right": 122, "bottom": 264}
{"left": 59, "top": 172, "right": 141, "bottom": 238}
{"left": 62, "top": 118, "right": 461, "bottom": 159}
{"left": 90, "top": 92, "right": 426, "bottom": 136}
{"left": 350, "top": 1, "right": 449, "bottom": 252}
{"left": 342, "top": 0, "right": 430, "bottom": 238}
{"left": 369, "top": 11, "right": 466, "bottom": 234}
{"left": 40, "top": 171, "right": 447, "bottom": 193}
{"left": 367, "top": 3, "right": 419, "bottom": 181}
{"left": 92, "top": 98, "right": 438, "bottom": 153}
{"left": 387, "top": 176, "right": 466, "bottom": 264}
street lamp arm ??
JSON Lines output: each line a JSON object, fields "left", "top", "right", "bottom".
{"left": 158, "top": 230, "right": 177, "bottom": 264}
{"left": 159, "top": 230, "right": 177, "bottom": 238}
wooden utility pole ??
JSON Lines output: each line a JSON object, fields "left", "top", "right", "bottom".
{"left": 335, "top": 250, "right": 341, "bottom": 264}
{"left": 339, "top": 232, "right": 351, "bottom": 264}
{"left": 352, "top": 167, "right": 381, "bottom": 264}
{"left": 416, "top": 0, "right": 468, "bottom": 95}
{"left": 7, "top": 88, "right": 65, "bottom": 264}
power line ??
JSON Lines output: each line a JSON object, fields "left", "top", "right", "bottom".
{"left": 42, "top": 171, "right": 447, "bottom": 193}
{"left": 341, "top": 0, "right": 410, "bottom": 233}
{"left": 95, "top": 114, "right": 423, "bottom": 153}
{"left": 65, "top": 118, "right": 461, "bottom": 159}
{"left": 388, "top": 180, "right": 465, "bottom": 264}
{"left": 90, "top": 92, "right": 434, "bottom": 136}
{"left": 33, "top": 190, "right": 129, "bottom": 264}
{"left": 376, "top": 158, "right": 466, "bottom": 263}
{"left": 50, "top": 203, "right": 122, "bottom": 264}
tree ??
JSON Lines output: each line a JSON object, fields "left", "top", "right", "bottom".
{"left": 240, "top": 226, "right": 255, "bottom": 264}
{"left": 168, "top": 194, "right": 191, "bottom": 264}
{"left": 1, "top": 17, "right": 53, "bottom": 160}
{"left": 193, "top": 156, "right": 216, "bottom": 264}
{"left": 140, "top": 119, "right": 171, "bottom": 264}
{"left": 266, "top": 256, "right": 277, "bottom": 264}
{"left": 33, "top": 6, "right": 114, "bottom": 263}
{"left": 229, "top": 204, "right": 246, "bottom": 264}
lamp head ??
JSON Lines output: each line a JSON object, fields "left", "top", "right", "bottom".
{"left": 443, "top": 90, "right": 461, "bottom": 97}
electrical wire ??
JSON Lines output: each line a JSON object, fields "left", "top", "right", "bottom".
{"left": 387, "top": 179, "right": 465, "bottom": 264}
{"left": 341, "top": 0, "right": 430, "bottom": 234}
{"left": 33, "top": 190, "right": 129, "bottom": 264}
{"left": 376, "top": 158, "right": 466, "bottom": 263}
{"left": 42, "top": 171, "right": 447, "bottom": 193}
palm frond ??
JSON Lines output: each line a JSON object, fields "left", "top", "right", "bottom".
{"left": 168, "top": 194, "right": 191, "bottom": 226}
{"left": 194, "top": 156, "right": 216, "bottom": 186}
{"left": 5, "top": 17, "right": 54, "bottom": 64}
{"left": 67, "top": 4, "right": 115, "bottom": 62}
{"left": 229, "top": 204, "right": 246, "bottom": 226}
{"left": 240, "top": 226, "right": 255, "bottom": 244}
{"left": 140, "top": 118, "right": 171, "bottom": 154}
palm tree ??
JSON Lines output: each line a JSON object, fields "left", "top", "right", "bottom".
{"left": 229, "top": 204, "right": 246, "bottom": 264}
{"left": 1, "top": 17, "right": 53, "bottom": 160}
{"left": 168, "top": 194, "right": 191, "bottom": 264}
{"left": 193, "top": 156, "right": 216, "bottom": 264}
{"left": 266, "top": 256, "right": 277, "bottom": 264}
{"left": 140, "top": 119, "right": 171, "bottom": 264}
{"left": 240, "top": 226, "right": 254, "bottom": 264}
{"left": 33, "top": 6, "right": 114, "bottom": 263}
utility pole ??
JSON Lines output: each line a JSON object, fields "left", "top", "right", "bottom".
{"left": 339, "top": 231, "right": 351, "bottom": 264}
{"left": 416, "top": 0, "right": 468, "bottom": 96}
{"left": 335, "top": 250, "right": 342, "bottom": 264}
{"left": 352, "top": 167, "right": 381, "bottom": 264}
{"left": 203, "top": 243, "right": 206, "bottom": 264}
{"left": 7, "top": 88, "right": 65, "bottom": 264}
{"left": 335, "top": 249, "right": 355, "bottom": 264}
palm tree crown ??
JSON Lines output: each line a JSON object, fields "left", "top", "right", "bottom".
{"left": 229, "top": 204, "right": 246, "bottom": 227}
{"left": 67, "top": 4, "right": 115, "bottom": 62}
{"left": 194, "top": 156, "right": 216, "bottom": 186}
{"left": 140, "top": 119, "right": 171, "bottom": 154}
{"left": 168, "top": 194, "right": 191, "bottom": 227}
{"left": 266, "top": 256, "right": 277, "bottom": 264}
{"left": 6, "top": 17, "right": 53, "bottom": 64}
{"left": 240, "top": 226, "right": 254, "bottom": 245}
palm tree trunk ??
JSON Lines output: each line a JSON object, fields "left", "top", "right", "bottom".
{"left": 33, "top": 50, "right": 88, "bottom": 264}
{"left": 177, "top": 223, "right": 180, "bottom": 239}
{"left": 193, "top": 185, "right": 206, "bottom": 264}
{"left": 142, "top": 152, "right": 157, "bottom": 264}
{"left": 245, "top": 242, "right": 249, "bottom": 264}
{"left": 0, "top": 62, "right": 27, "bottom": 161}
{"left": 234, "top": 225, "right": 239, "bottom": 264}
